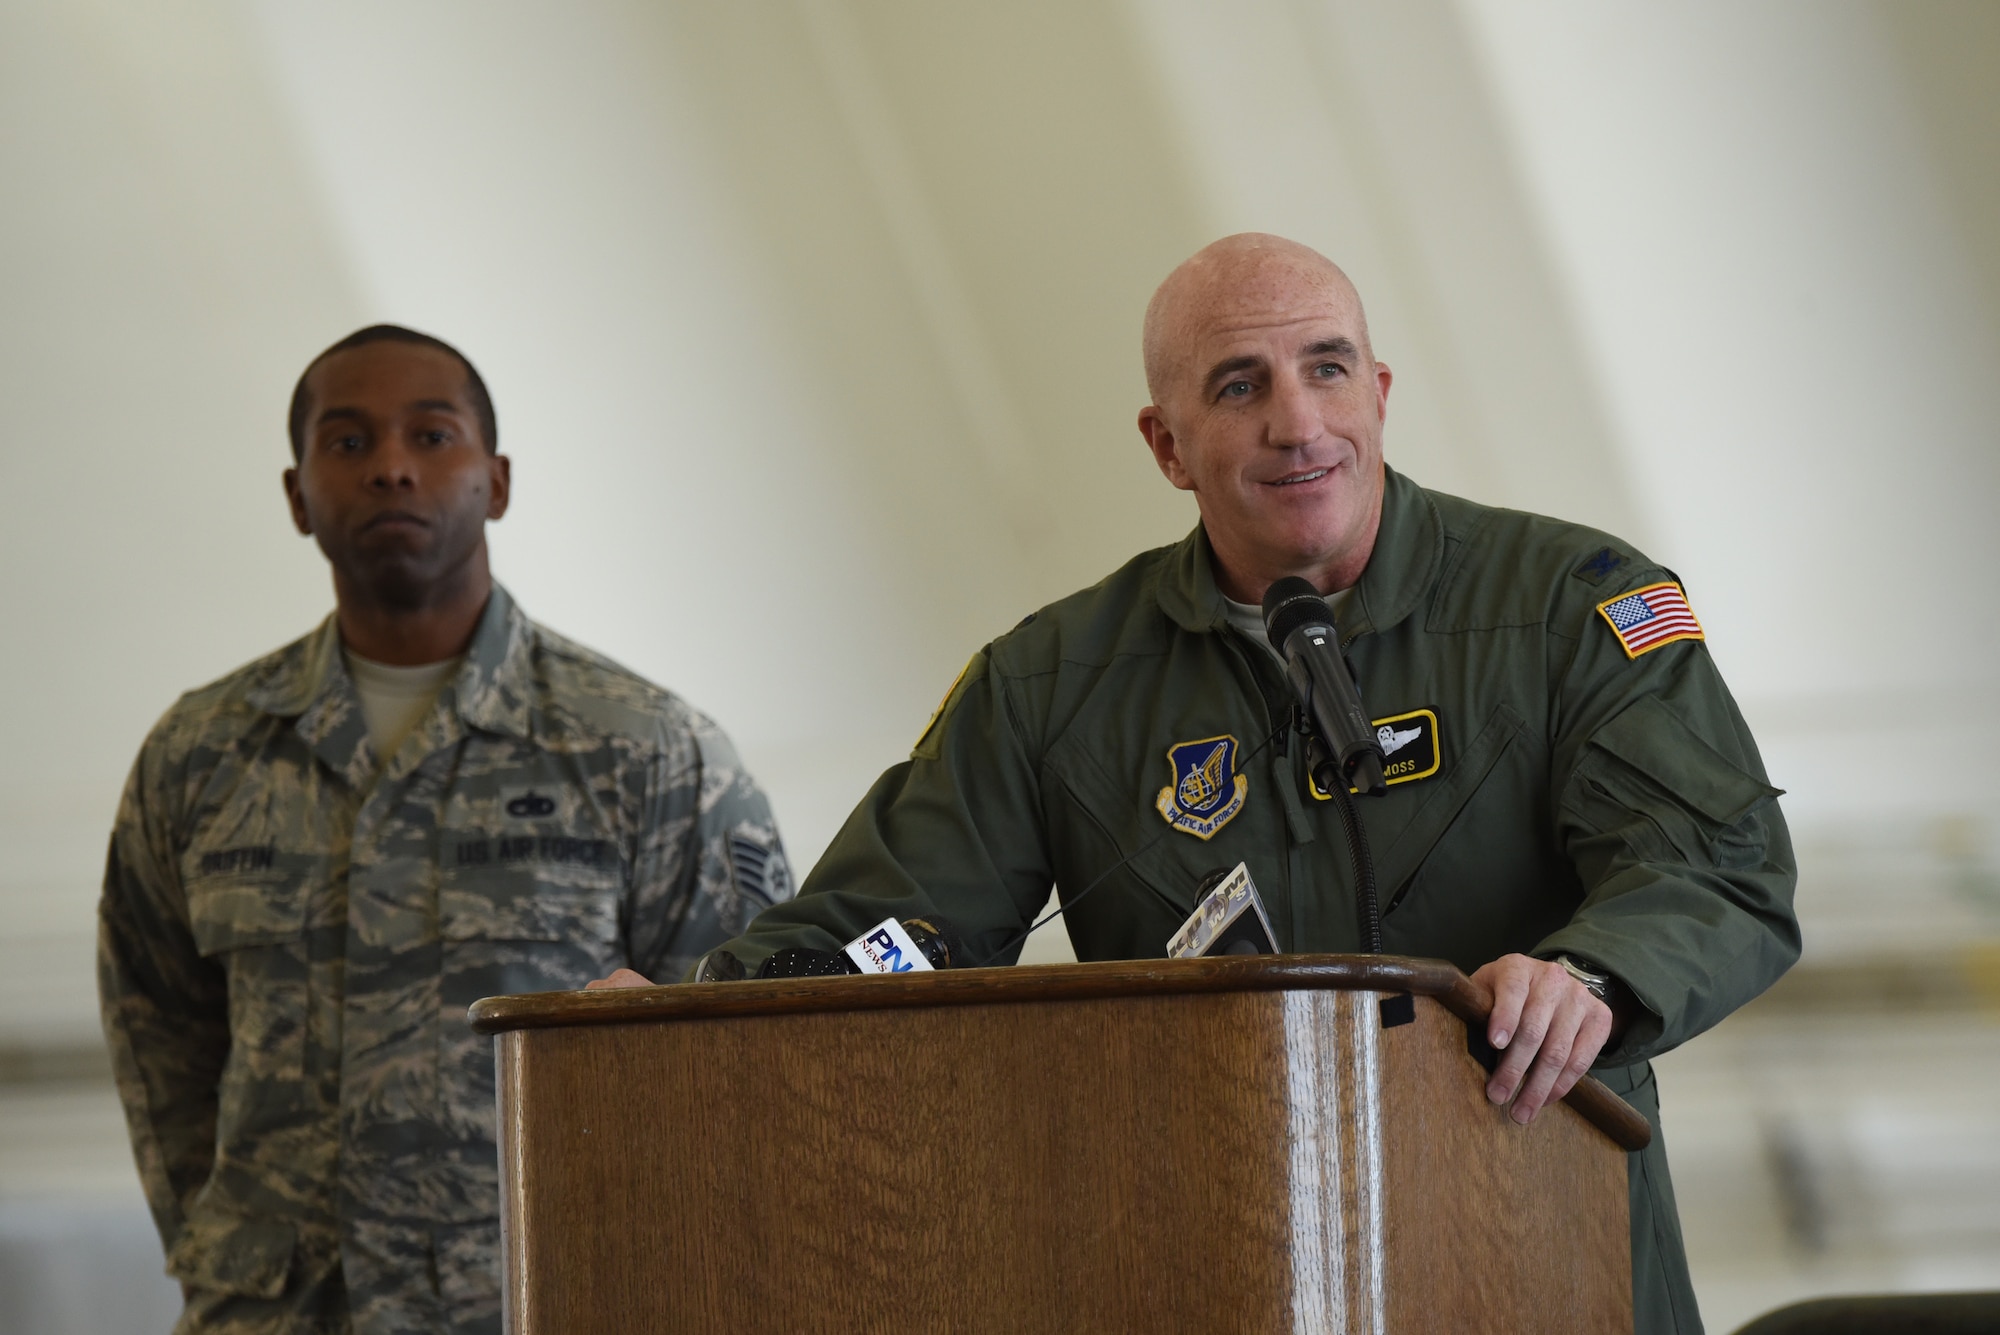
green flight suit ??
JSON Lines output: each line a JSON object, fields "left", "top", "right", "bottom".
{"left": 720, "top": 466, "right": 1800, "bottom": 1335}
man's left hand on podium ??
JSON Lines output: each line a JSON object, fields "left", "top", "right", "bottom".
{"left": 585, "top": 969, "right": 655, "bottom": 990}
{"left": 1470, "top": 953, "right": 1620, "bottom": 1125}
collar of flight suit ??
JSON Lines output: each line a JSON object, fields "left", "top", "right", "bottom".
{"left": 1154, "top": 464, "right": 1444, "bottom": 643}
{"left": 244, "top": 583, "right": 537, "bottom": 785}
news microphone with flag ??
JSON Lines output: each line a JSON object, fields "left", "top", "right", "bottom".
{"left": 754, "top": 915, "right": 966, "bottom": 979}
{"left": 1166, "top": 863, "right": 1279, "bottom": 958}
{"left": 1261, "top": 576, "right": 1386, "bottom": 797}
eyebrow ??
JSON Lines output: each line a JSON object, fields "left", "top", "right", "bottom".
{"left": 1201, "top": 355, "right": 1263, "bottom": 395}
{"left": 314, "top": 399, "right": 466, "bottom": 427}
{"left": 1200, "top": 337, "right": 1362, "bottom": 396}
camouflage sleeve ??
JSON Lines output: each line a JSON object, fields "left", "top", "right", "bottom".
{"left": 623, "top": 707, "right": 791, "bottom": 984}
{"left": 96, "top": 723, "right": 230, "bottom": 1253}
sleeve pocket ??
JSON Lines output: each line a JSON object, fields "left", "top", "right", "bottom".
{"left": 1568, "top": 695, "right": 1781, "bottom": 867}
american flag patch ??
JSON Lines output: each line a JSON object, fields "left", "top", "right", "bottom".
{"left": 1596, "top": 582, "right": 1704, "bottom": 659}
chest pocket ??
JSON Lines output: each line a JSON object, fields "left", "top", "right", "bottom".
{"left": 435, "top": 846, "right": 625, "bottom": 1163}
{"left": 436, "top": 841, "right": 625, "bottom": 1000}
{"left": 184, "top": 862, "right": 312, "bottom": 1085}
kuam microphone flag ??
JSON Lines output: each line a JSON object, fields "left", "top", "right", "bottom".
{"left": 1596, "top": 582, "right": 1704, "bottom": 659}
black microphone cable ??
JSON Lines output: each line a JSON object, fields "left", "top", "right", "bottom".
{"left": 1319, "top": 759, "right": 1382, "bottom": 955}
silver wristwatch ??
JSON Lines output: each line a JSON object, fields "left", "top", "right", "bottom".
{"left": 1556, "top": 954, "right": 1616, "bottom": 1003}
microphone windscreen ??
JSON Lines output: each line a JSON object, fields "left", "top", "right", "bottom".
{"left": 756, "top": 948, "right": 859, "bottom": 979}
{"left": 1262, "top": 576, "right": 1336, "bottom": 650}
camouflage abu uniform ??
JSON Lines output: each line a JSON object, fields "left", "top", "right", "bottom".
{"left": 98, "top": 585, "right": 790, "bottom": 1335}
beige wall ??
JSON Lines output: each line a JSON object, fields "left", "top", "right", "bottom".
{"left": 1, "top": 0, "right": 1995, "bottom": 1030}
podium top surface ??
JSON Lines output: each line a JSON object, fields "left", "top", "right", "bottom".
{"left": 468, "top": 954, "right": 1652, "bottom": 1151}
{"left": 469, "top": 953, "right": 1476, "bottom": 1034}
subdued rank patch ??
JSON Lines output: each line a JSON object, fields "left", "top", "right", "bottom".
{"left": 500, "top": 785, "right": 558, "bottom": 821}
{"left": 1309, "top": 708, "right": 1441, "bottom": 798}
{"left": 1573, "top": 546, "right": 1628, "bottom": 584}
{"left": 728, "top": 833, "right": 792, "bottom": 910}
{"left": 1155, "top": 734, "right": 1249, "bottom": 840}
{"left": 1597, "top": 581, "right": 1705, "bottom": 659}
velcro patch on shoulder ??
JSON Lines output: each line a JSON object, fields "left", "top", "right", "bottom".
{"left": 912, "top": 654, "right": 981, "bottom": 758}
{"left": 1597, "top": 582, "right": 1705, "bottom": 659}
{"left": 1573, "top": 546, "right": 1628, "bottom": 585}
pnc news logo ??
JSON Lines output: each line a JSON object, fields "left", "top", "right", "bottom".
{"left": 842, "top": 918, "right": 935, "bottom": 975}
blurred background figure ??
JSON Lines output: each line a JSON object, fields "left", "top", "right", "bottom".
{"left": 0, "top": 2, "right": 1993, "bottom": 1332}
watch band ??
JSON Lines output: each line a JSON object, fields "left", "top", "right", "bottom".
{"left": 1556, "top": 954, "right": 1616, "bottom": 1003}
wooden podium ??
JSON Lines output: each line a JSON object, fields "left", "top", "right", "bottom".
{"left": 469, "top": 954, "right": 1650, "bottom": 1334}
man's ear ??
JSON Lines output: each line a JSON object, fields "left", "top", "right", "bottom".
{"left": 283, "top": 466, "right": 312, "bottom": 536}
{"left": 486, "top": 453, "right": 511, "bottom": 521}
{"left": 1137, "top": 406, "right": 1195, "bottom": 491}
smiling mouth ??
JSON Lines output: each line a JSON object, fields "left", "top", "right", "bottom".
{"left": 1269, "top": 467, "right": 1332, "bottom": 487}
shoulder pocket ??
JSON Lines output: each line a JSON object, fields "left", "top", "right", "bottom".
{"left": 1568, "top": 695, "right": 1780, "bottom": 867}
{"left": 166, "top": 1204, "right": 296, "bottom": 1299}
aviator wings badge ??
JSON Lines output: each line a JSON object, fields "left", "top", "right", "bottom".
{"left": 1156, "top": 734, "right": 1248, "bottom": 840}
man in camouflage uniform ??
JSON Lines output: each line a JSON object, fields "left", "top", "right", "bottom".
{"left": 98, "top": 325, "right": 790, "bottom": 1334}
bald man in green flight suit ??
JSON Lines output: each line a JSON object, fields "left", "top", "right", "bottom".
{"left": 606, "top": 234, "right": 1800, "bottom": 1334}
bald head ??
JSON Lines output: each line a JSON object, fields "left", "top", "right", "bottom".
{"left": 1134, "top": 233, "right": 1392, "bottom": 602}
{"left": 1142, "top": 233, "right": 1371, "bottom": 409}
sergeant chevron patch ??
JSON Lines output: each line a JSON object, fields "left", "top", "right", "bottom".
{"left": 1156, "top": 735, "right": 1248, "bottom": 840}
{"left": 727, "top": 833, "right": 793, "bottom": 910}
{"left": 1597, "top": 582, "right": 1704, "bottom": 659}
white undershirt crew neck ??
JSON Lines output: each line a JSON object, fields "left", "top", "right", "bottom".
{"left": 344, "top": 649, "right": 463, "bottom": 765}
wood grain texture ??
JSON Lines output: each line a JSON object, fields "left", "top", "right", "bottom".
{"left": 471, "top": 954, "right": 1650, "bottom": 1151}
{"left": 500, "top": 992, "right": 1297, "bottom": 1333}
{"left": 1377, "top": 999, "right": 1633, "bottom": 1335}
{"left": 493, "top": 986, "right": 1633, "bottom": 1334}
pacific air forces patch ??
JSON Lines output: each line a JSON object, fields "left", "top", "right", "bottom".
{"left": 1156, "top": 734, "right": 1248, "bottom": 839}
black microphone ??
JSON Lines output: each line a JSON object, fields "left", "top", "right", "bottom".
{"left": 756, "top": 947, "right": 857, "bottom": 979}
{"left": 753, "top": 915, "right": 968, "bottom": 979}
{"left": 1262, "top": 577, "right": 1385, "bottom": 954}
{"left": 1262, "top": 577, "right": 1386, "bottom": 796}
{"left": 901, "top": 915, "right": 965, "bottom": 970}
